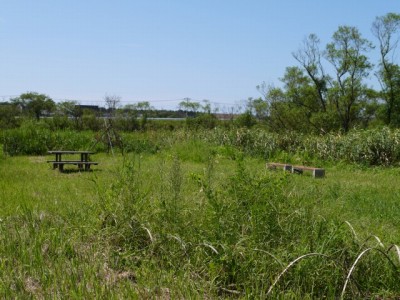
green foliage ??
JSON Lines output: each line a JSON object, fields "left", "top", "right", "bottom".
{"left": 372, "top": 13, "right": 400, "bottom": 126}
{"left": 1, "top": 120, "right": 54, "bottom": 155}
{"left": 178, "top": 98, "right": 200, "bottom": 116}
{"left": 11, "top": 92, "right": 55, "bottom": 121}
{"left": 81, "top": 111, "right": 102, "bottom": 131}
{"left": 94, "top": 152, "right": 400, "bottom": 298}
{"left": 1, "top": 121, "right": 99, "bottom": 155}
{"left": 234, "top": 111, "right": 257, "bottom": 128}
{"left": 185, "top": 113, "right": 218, "bottom": 129}
{"left": 303, "top": 127, "right": 400, "bottom": 165}
{"left": 172, "top": 139, "right": 215, "bottom": 163}
{"left": 0, "top": 103, "right": 20, "bottom": 128}
{"left": 4, "top": 121, "right": 400, "bottom": 168}
{"left": 121, "top": 134, "right": 159, "bottom": 154}
{"left": 1, "top": 134, "right": 400, "bottom": 297}
{"left": 258, "top": 24, "right": 381, "bottom": 133}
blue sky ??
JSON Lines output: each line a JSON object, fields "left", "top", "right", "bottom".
{"left": 1, "top": 1, "right": 399, "bottom": 111}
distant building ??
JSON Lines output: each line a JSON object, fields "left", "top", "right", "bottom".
{"left": 75, "top": 105, "right": 100, "bottom": 111}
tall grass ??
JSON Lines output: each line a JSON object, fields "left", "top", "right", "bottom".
{"left": 3, "top": 121, "right": 400, "bottom": 167}
{"left": 1, "top": 143, "right": 400, "bottom": 297}
{"left": 93, "top": 153, "right": 400, "bottom": 298}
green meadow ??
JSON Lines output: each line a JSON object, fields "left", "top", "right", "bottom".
{"left": 1, "top": 128, "right": 400, "bottom": 298}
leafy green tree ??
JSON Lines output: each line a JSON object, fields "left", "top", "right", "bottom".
{"left": 357, "top": 88, "right": 382, "bottom": 128}
{"left": 262, "top": 85, "right": 292, "bottom": 131}
{"left": 178, "top": 98, "right": 200, "bottom": 117}
{"left": 57, "top": 100, "right": 80, "bottom": 117}
{"left": 372, "top": 13, "right": 400, "bottom": 125}
{"left": 133, "top": 101, "right": 153, "bottom": 112}
{"left": 11, "top": 92, "right": 55, "bottom": 120}
{"left": 259, "top": 67, "right": 335, "bottom": 133}
{"left": 282, "top": 66, "right": 327, "bottom": 132}
{"left": 56, "top": 100, "right": 83, "bottom": 129}
{"left": 246, "top": 97, "right": 269, "bottom": 121}
{"left": 201, "top": 99, "right": 212, "bottom": 114}
{"left": 134, "top": 101, "right": 154, "bottom": 129}
{"left": 293, "top": 34, "right": 329, "bottom": 112}
{"left": 325, "top": 26, "right": 373, "bottom": 132}
{"left": 57, "top": 101, "right": 82, "bottom": 119}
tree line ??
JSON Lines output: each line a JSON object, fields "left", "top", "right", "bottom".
{"left": 246, "top": 13, "right": 400, "bottom": 133}
{"left": 0, "top": 93, "right": 223, "bottom": 131}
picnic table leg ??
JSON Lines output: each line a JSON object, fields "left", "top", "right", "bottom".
{"left": 54, "top": 153, "right": 62, "bottom": 169}
{"left": 58, "top": 163, "right": 64, "bottom": 172}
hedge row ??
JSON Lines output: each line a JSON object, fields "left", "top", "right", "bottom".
{"left": 2, "top": 121, "right": 400, "bottom": 166}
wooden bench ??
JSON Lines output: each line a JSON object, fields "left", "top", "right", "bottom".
{"left": 267, "top": 162, "right": 325, "bottom": 178}
{"left": 47, "top": 160, "right": 98, "bottom": 172}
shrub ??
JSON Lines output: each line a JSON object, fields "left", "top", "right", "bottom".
{"left": 1, "top": 121, "right": 99, "bottom": 155}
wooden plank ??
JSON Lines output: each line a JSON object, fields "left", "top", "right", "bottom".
{"left": 48, "top": 150, "right": 94, "bottom": 154}
{"left": 48, "top": 161, "right": 98, "bottom": 164}
{"left": 291, "top": 165, "right": 325, "bottom": 178}
{"left": 266, "top": 162, "right": 292, "bottom": 171}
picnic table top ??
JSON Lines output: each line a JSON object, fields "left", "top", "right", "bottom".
{"left": 48, "top": 150, "right": 95, "bottom": 154}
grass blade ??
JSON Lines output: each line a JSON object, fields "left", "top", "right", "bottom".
{"left": 266, "top": 253, "right": 327, "bottom": 297}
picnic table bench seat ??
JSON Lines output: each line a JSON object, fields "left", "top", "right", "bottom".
{"left": 47, "top": 160, "right": 98, "bottom": 171}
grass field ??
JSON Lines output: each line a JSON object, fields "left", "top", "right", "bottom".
{"left": 1, "top": 142, "right": 400, "bottom": 298}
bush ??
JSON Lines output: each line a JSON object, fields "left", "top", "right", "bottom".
{"left": 1, "top": 120, "right": 98, "bottom": 155}
{"left": 185, "top": 114, "right": 219, "bottom": 129}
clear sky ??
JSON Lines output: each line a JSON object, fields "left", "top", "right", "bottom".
{"left": 1, "top": 1, "right": 399, "bottom": 111}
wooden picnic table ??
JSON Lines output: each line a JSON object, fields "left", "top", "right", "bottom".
{"left": 47, "top": 150, "right": 98, "bottom": 172}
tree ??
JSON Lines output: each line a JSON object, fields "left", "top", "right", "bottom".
{"left": 133, "top": 101, "right": 154, "bottom": 112}
{"left": 178, "top": 98, "right": 200, "bottom": 117}
{"left": 260, "top": 69, "right": 325, "bottom": 133}
{"left": 372, "top": 13, "right": 400, "bottom": 125}
{"left": 257, "top": 67, "right": 335, "bottom": 133}
{"left": 264, "top": 86, "right": 301, "bottom": 132}
{"left": 246, "top": 97, "right": 269, "bottom": 121}
{"left": 282, "top": 66, "right": 330, "bottom": 132}
{"left": 201, "top": 99, "right": 212, "bottom": 114}
{"left": 56, "top": 100, "right": 83, "bottom": 129}
{"left": 134, "top": 101, "right": 154, "bottom": 129}
{"left": 324, "top": 26, "right": 373, "bottom": 132}
{"left": 104, "top": 94, "right": 121, "bottom": 117}
{"left": 11, "top": 92, "right": 55, "bottom": 120}
{"left": 57, "top": 101, "right": 82, "bottom": 117}
{"left": 293, "top": 34, "right": 329, "bottom": 112}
